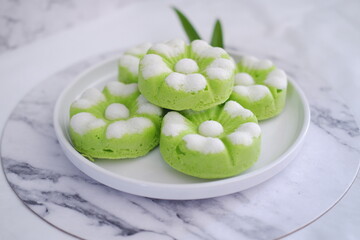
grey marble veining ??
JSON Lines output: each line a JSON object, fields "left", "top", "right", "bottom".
{"left": 1, "top": 52, "right": 359, "bottom": 240}
{"left": 0, "top": 0, "right": 144, "bottom": 53}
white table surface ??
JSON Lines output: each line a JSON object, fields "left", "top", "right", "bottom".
{"left": 0, "top": 0, "right": 359, "bottom": 239}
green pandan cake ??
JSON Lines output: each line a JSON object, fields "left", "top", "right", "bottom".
{"left": 138, "top": 39, "right": 236, "bottom": 111}
{"left": 160, "top": 100, "right": 261, "bottom": 179}
{"left": 229, "top": 56, "right": 288, "bottom": 120}
{"left": 69, "top": 81, "right": 163, "bottom": 159}
{"left": 118, "top": 43, "right": 152, "bottom": 83}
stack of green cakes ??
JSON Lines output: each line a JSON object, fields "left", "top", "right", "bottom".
{"left": 69, "top": 39, "right": 288, "bottom": 179}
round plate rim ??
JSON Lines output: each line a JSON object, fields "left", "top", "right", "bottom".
{"left": 53, "top": 51, "right": 311, "bottom": 198}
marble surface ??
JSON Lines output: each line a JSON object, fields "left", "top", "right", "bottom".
{"left": 1, "top": 51, "right": 359, "bottom": 240}
{"left": 0, "top": 0, "right": 144, "bottom": 53}
{"left": 0, "top": 0, "right": 360, "bottom": 239}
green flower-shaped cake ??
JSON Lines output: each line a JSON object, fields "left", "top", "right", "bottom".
{"left": 118, "top": 42, "right": 152, "bottom": 83}
{"left": 229, "top": 56, "right": 288, "bottom": 120}
{"left": 69, "top": 81, "right": 163, "bottom": 159}
{"left": 160, "top": 100, "right": 261, "bottom": 179}
{"left": 138, "top": 39, "right": 236, "bottom": 111}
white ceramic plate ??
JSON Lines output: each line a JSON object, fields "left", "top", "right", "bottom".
{"left": 54, "top": 52, "right": 310, "bottom": 200}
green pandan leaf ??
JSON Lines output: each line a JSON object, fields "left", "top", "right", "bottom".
{"left": 210, "top": 19, "right": 224, "bottom": 48}
{"left": 173, "top": 7, "right": 202, "bottom": 41}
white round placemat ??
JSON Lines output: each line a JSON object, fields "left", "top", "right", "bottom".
{"left": 2, "top": 52, "right": 359, "bottom": 240}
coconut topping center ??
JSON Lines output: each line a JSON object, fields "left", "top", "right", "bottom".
{"left": 198, "top": 120, "right": 224, "bottom": 137}
{"left": 175, "top": 58, "right": 199, "bottom": 74}
{"left": 105, "top": 103, "right": 130, "bottom": 120}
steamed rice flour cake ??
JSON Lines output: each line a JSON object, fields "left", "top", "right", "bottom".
{"left": 230, "top": 56, "right": 288, "bottom": 120}
{"left": 118, "top": 43, "right": 152, "bottom": 83}
{"left": 160, "top": 100, "right": 261, "bottom": 179}
{"left": 138, "top": 39, "right": 235, "bottom": 111}
{"left": 69, "top": 81, "right": 163, "bottom": 159}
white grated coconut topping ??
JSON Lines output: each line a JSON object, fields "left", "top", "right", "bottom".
{"left": 165, "top": 72, "right": 207, "bottom": 92}
{"left": 140, "top": 54, "right": 172, "bottom": 79}
{"left": 234, "top": 73, "right": 255, "bottom": 86}
{"left": 125, "top": 42, "right": 152, "bottom": 56}
{"left": 223, "top": 100, "right": 254, "bottom": 118}
{"left": 183, "top": 134, "right": 225, "bottom": 154}
{"left": 72, "top": 88, "right": 106, "bottom": 109}
{"left": 227, "top": 122, "right": 261, "bottom": 146}
{"left": 162, "top": 112, "right": 189, "bottom": 137}
{"left": 136, "top": 95, "right": 162, "bottom": 116}
{"left": 106, "top": 117, "right": 153, "bottom": 139}
{"left": 191, "top": 40, "right": 226, "bottom": 58}
{"left": 105, "top": 103, "right": 129, "bottom": 120}
{"left": 150, "top": 39, "right": 186, "bottom": 58}
{"left": 70, "top": 112, "right": 106, "bottom": 135}
{"left": 233, "top": 85, "right": 271, "bottom": 102}
{"left": 105, "top": 81, "right": 138, "bottom": 97}
{"left": 119, "top": 55, "right": 140, "bottom": 75}
{"left": 175, "top": 58, "right": 199, "bottom": 74}
{"left": 264, "top": 69, "right": 287, "bottom": 89}
{"left": 198, "top": 120, "right": 224, "bottom": 137}
{"left": 240, "top": 56, "right": 273, "bottom": 70}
